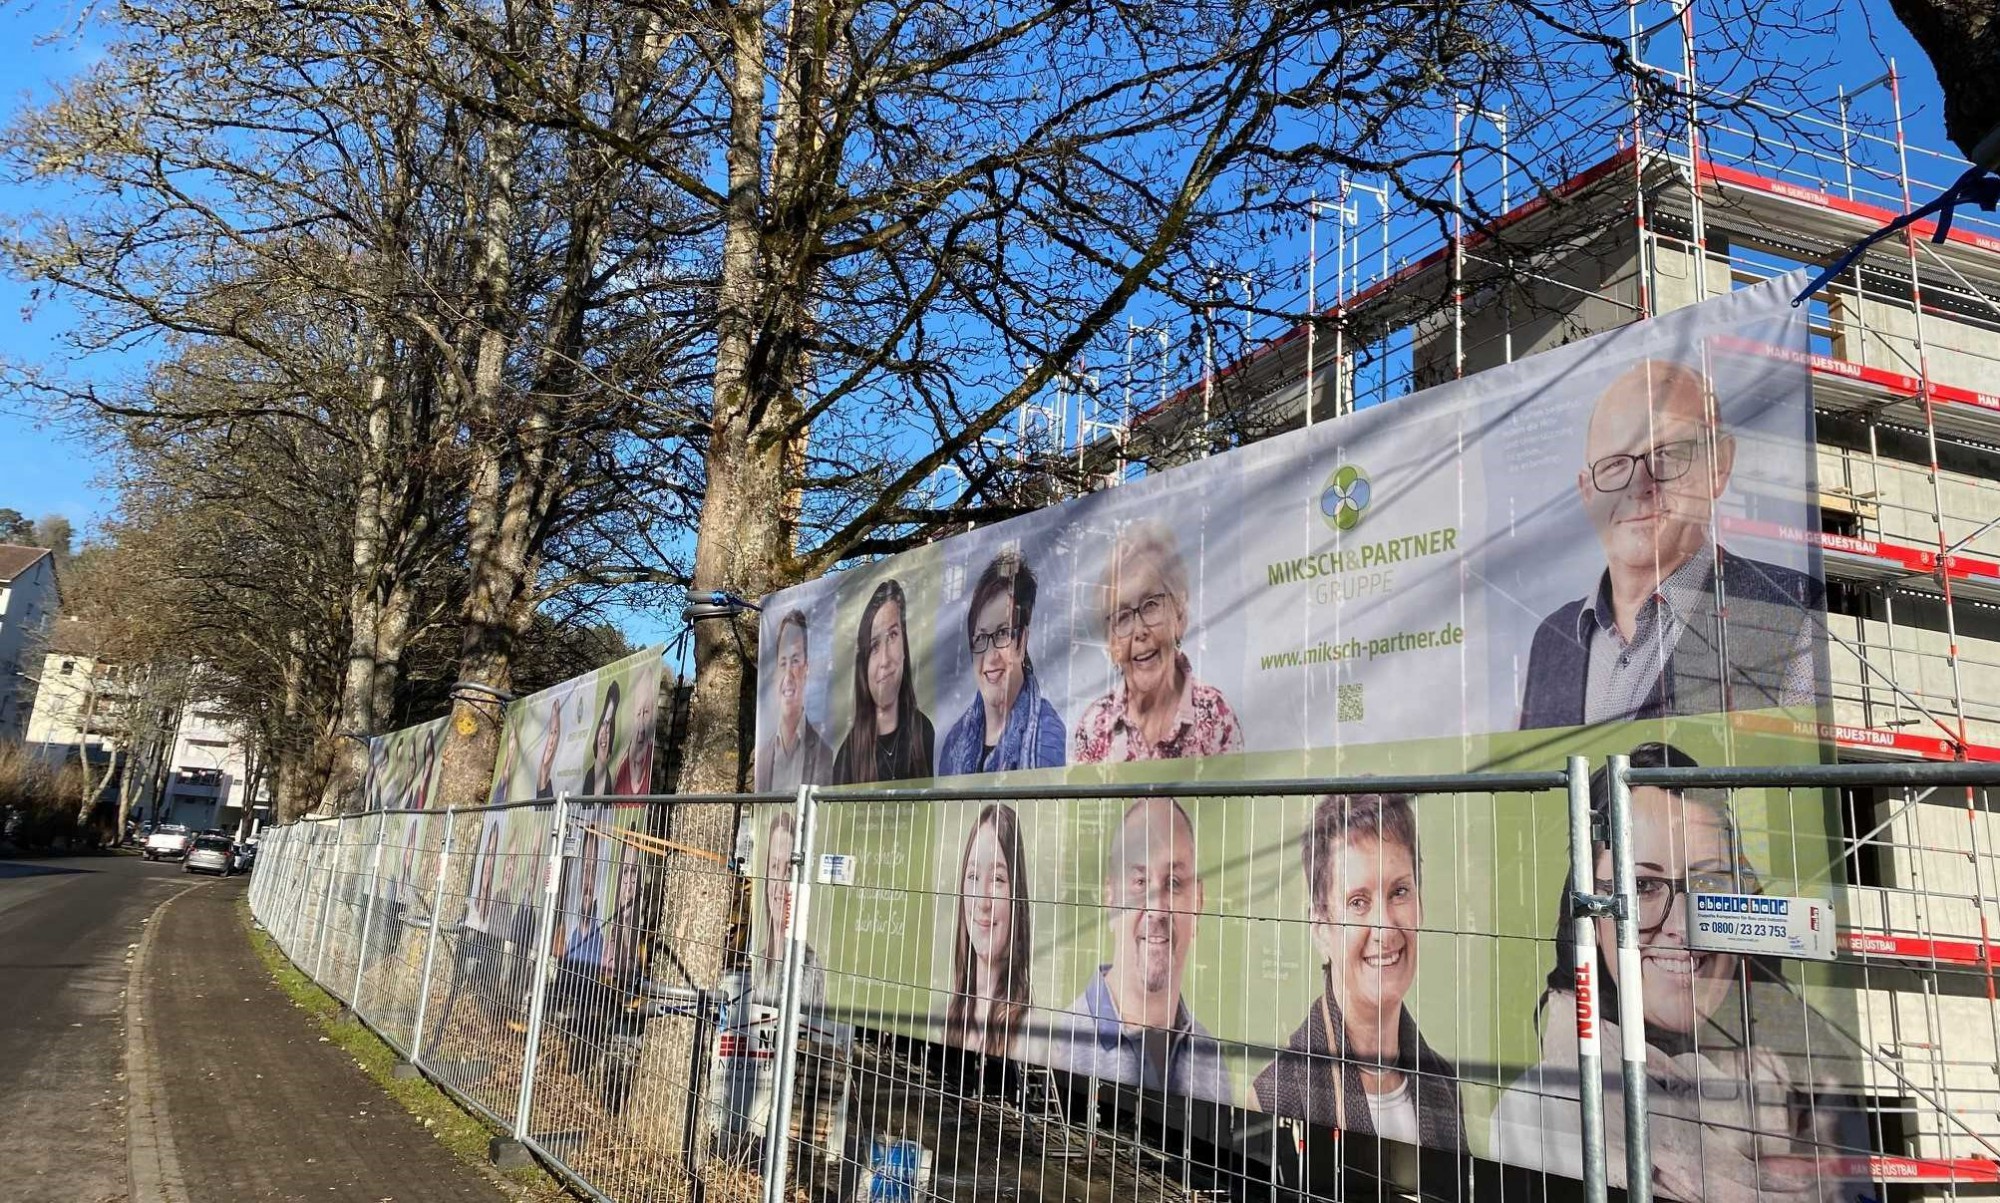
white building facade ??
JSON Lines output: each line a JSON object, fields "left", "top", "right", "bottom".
{"left": 0, "top": 546, "right": 58, "bottom": 742}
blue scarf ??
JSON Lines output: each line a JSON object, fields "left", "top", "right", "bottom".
{"left": 938, "top": 662, "right": 1061, "bottom": 776}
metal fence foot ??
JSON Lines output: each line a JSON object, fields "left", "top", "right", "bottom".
{"left": 391, "top": 1061, "right": 422, "bottom": 1081}
{"left": 488, "top": 1137, "right": 533, "bottom": 1171}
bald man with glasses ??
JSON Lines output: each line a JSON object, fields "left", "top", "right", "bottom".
{"left": 1518, "top": 359, "right": 1822, "bottom": 730}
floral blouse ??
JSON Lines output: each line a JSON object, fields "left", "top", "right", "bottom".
{"left": 1071, "top": 652, "right": 1244, "bottom": 763}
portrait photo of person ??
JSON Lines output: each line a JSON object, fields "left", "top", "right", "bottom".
{"left": 488, "top": 725, "right": 520, "bottom": 807}
{"left": 363, "top": 740, "right": 389, "bottom": 811}
{"left": 534, "top": 701, "right": 563, "bottom": 799}
{"left": 561, "top": 820, "right": 606, "bottom": 966}
{"left": 395, "top": 815, "right": 424, "bottom": 907}
{"left": 581, "top": 683, "right": 621, "bottom": 798}
{"left": 750, "top": 810, "right": 828, "bottom": 1013}
{"left": 1072, "top": 520, "right": 1243, "bottom": 764}
{"left": 409, "top": 727, "right": 439, "bottom": 810}
{"left": 1518, "top": 358, "right": 1822, "bottom": 730}
{"left": 941, "top": 803, "right": 1034, "bottom": 1058}
{"left": 937, "top": 553, "right": 1066, "bottom": 777}
{"left": 1045, "top": 796, "right": 1232, "bottom": 1103}
{"left": 755, "top": 610, "right": 835, "bottom": 791}
{"left": 601, "top": 840, "right": 647, "bottom": 985}
{"left": 617, "top": 685, "right": 657, "bottom": 795}
{"left": 495, "top": 820, "right": 539, "bottom": 982}
{"left": 831, "top": 578, "right": 935, "bottom": 785}
{"left": 1488, "top": 742, "right": 1865, "bottom": 1202}
{"left": 465, "top": 817, "right": 504, "bottom": 935}
{"left": 1249, "top": 793, "right": 1463, "bottom": 1148}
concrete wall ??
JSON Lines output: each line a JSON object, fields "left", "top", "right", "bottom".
{"left": 1841, "top": 289, "right": 2000, "bottom": 398}
{"left": 1817, "top": 441, "right": 2000, "bottom": 561}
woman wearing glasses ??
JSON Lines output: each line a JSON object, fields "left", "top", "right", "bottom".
{"left": 1488, "top": 742, "right": 1863, "bottom": 1203}
{"left": 937, "top": 553, "right": 1066, "bottom": 776}
{"left": 1072, "top": 519, "right": 1242, "bottom": 763}
{"left": 832, "top": 578, "right": 936, "bottom": 784}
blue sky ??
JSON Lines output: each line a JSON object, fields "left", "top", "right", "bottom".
{"left": 0, "top": 1, "right": 1962, "bottom": 545}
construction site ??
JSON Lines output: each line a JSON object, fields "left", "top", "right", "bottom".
{"left": 920, "top": 49, "right": 2000, "bottom": 1198}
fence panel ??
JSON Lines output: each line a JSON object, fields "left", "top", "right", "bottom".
{"left": 245, "top": 764, "right": 2000, "bottom": 1203}
{"left": 412, "top": 802, "right": 561, "bottom": 1131}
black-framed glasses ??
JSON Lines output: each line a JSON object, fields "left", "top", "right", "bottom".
{"left": 1108, "top": 591, "right": 1172, "bottom": 638}
{"left": 1588, "top": 439, "right": 1701, "bottom": 493}
{"left": 1593, "top": 869, "right": 1759, "bottom": 935}
{"left": 969, "top": 626, "right": 1018, "bottom": 655}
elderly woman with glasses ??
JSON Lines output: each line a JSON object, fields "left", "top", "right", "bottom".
{"left": 1072, "top": 519, "right": 1242, "bottom": 764}
{"left": 937, "top": 552, "right": 1066, "bottom": 777}
{"left": 1489, "top": 742, "right": 1865, "bottom": 1203}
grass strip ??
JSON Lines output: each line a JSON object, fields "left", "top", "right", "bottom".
{"left": 237, "top": 897, "right": 573, "bottom": 1203}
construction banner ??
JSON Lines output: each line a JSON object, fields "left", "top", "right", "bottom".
{"left": 751, "top": 274, "right": 1874, "bottom": 1197}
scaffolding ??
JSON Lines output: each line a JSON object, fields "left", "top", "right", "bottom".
{"left": 978, "top": 56, "right": 2000, "bottom": 769}
{"left": 962, "top": 52, "right": 2000, "bottom": 1199}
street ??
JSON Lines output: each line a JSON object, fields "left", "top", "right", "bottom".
{"left": 0, "top": 854, "right": 188, "bottom": 1203}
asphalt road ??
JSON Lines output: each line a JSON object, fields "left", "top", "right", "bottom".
{"left": 0, "top": 852, "right": 190, "bottom": 1203}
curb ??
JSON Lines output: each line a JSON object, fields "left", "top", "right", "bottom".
{"left": 126, "top": 880, "right": 208, "bottom": 1203}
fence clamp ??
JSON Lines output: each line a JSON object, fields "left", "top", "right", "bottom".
{"left": 1570, "top": 889, "right": 1626, "bottom": 921}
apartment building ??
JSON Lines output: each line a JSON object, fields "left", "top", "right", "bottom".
{"left": 0, "top": 545, "right": 58, "bottom": 742}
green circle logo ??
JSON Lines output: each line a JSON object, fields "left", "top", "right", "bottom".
{"left": 1319, "top": 465, "right": 1372, "bottom": 531}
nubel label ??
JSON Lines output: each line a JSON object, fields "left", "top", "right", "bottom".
{"left": 1574, "top": 959, "right": 1599, "bottom": 1055}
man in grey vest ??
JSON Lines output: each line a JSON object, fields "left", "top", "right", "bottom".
{"left": 1519, "top": 358, "right": 1822, "bottom": 731}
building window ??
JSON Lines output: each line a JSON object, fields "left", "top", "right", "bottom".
{"left": 60, "top": 660, "right": 74, "bottom": 675}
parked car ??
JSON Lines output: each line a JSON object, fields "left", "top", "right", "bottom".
{"left": 144, "top": 824, "right": 193, "bottom": 861}
{"left": 184, "top": 833, "right": 236, "bottom": 876}
{"left": 231, "top": 838, "right": 257, "bottom": 874}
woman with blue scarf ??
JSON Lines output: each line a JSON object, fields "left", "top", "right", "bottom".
{"left": 937, "top": 552, "right": 1066, "bottom": 776}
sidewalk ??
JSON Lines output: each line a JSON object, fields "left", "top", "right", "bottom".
{"left": 135, "top": 879, "right": 519, "bottom": 1202}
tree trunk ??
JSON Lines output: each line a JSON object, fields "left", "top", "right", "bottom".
{"left": 321, "top": 356, "right": 407, "bottom": 812}
{"left": 1887, "top": 0, "right": 2000, "bottom": 160}
{"left": 631, "top": 0, "right": 792, "bottom": 1164}
{"left": 74, "top": 673, "right": 102, "bottom": 830}
{"left": 433, "top": 99, "right": 525, "bottom": 810}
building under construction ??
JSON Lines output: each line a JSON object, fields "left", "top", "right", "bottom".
{"left": 996, "top": 65, "right": 2000, "bottom": 1198}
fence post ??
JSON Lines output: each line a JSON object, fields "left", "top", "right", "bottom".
{"left": 351, "top": 810, "right": 390, "bottom": 1008}
{"left": 1605, "top": 753, "right": 1653, "bottom": 1203}
{"left": 762, "top": 784, "right": 818, "bottom": 1203}
{"left": 513, "top": 793, "right": 571, "bottom": 1144}
{"left": 412, "top": 807, "right": 455, "bottom": 1062}
{"left": 1564, "top": 755, "right": 1609, "bottom": 1203}
{"left": 312, "top": 816, "right": 345, "bottom": 984}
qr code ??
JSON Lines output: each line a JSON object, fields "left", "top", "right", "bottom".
{"left": 1337, "top": 682, "right": 1364, "bottom": 723}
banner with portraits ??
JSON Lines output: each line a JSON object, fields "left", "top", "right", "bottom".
{"left": 464, "top": 645, "right": 667, "bottom": 971}
{"left": 362, "top": 716, "right": 450, "bottom": 812}
{"left": 751, "top": 276, "right": 1874, "bottom": 1193}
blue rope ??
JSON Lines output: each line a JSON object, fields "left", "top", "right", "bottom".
{"left": 1792, "top": 164, "right": 2000, "bottom": 306}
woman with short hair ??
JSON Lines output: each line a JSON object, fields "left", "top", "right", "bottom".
{"left": 1072, "top": 520, "right": 1242, "bottom": 763}
{"left": 937, "top": 553, "right": 1066, "bottom": 776}
{"left": 1251, "top": 793, "right": 1462, "bottom": 1147}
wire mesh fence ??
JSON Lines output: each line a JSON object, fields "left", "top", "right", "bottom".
{"left": 247, "top": 760, "right": 2000, "bottom": 1203}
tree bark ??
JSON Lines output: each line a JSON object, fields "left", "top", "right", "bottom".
{"left": 434, "top": 91, "right": 526, "bottom": 809}
{"left": 321, "top": 354, "right": 404, "bottom": 812}
{"left": 1888, "top": 0, "right": 2000, "bottom": 160}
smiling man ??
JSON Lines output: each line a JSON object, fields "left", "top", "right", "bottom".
{"left": 1045, "top": 796, "right": 1233, "bottom": 1103}
{"left": 1518, "top": 358, "right": 1822, "bottom": 730}
{"left": 755, "top": 610, "right": 835, "bottom": 791}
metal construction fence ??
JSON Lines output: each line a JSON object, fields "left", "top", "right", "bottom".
{"left": 247, "top": 759, "right": 2000, "bottom": 1203}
